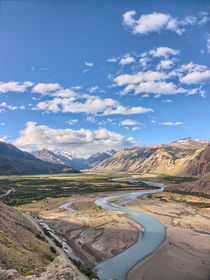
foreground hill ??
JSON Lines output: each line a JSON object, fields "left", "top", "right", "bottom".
{"left": 0, "top": 202, "right": 55, "bottom": 273}
{"left": 0, "top": 141, "right": 79, "bottom": 175}
{"left": 31, "top": 149, "right": 116, "bottom": 170}
{"left": 95, "top": 138, "right": 209, "bottom": 175}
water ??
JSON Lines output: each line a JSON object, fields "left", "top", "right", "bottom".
{"left": 94, "top": 180, "right": 166, "bottom": 280}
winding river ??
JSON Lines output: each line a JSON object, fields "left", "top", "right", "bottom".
{"left": 94, "top": 180, "right": 166, "bottom": 280}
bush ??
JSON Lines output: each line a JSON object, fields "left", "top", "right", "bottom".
{"left": 50, "top": 246, "right": 56, "bottom": 254}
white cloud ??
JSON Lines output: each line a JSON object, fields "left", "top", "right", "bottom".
{"left": 14, "top": 122, "right": 135, "bottom": 157}
{"left": 156, "top": 59, "right": 175, "bottom": 70}
{"left": 132, "top": 126, "right": 141, "bottom": 131}
{"left": 0, "top": 122, "right": 5, "bottom": 126}
{"left": 149, "top": 47, "right": 179, "bottom": 58}
{"left": 102, "top": 105, "right": 153, "bottom": 116}
{"left": 134, "top": 81, "right": 187, "bottom": 95}
{"left": 71, "top": 86, "right": 82, "bottom": 90}
{"left": 32, "top": 83, "right": 61, "bottom": 94}
{"left": 35, "top": 91, "right": 153, "bottom": 116}
{"left": 114, "top": 71, "right": 168, "bottom": 86}
{"left": 120, "top": 119, "right": 139, "bottom": 126}
{"left": 199, "top": 11, "right": 210, "bottom": 25}
{"left": 66, "top": 119, "right": 79, "bottom": 125}
{"left": 114, "top": 70, "right": 187, "bottom": 96}
{"left": 107, "top": 57, "right": 118, "bottom": 63}
{"left": 0, "top": 102, "right": 25, "bottom": 113}
{"left": 0, "top": 81, "right": 33, "bottom": 93}
{"left": 88, "top": 86, "right": 99, "bottom": 93}
{"left": 162, "top": 99, "right": 172, "bottom": 103}
{"left": 180, "top": 70, "right": 210, "bottom": 84}
{"left": 84, "top": 61, "right": 93, "bottom": 67}
{"left": 206, "top": 33, "right": 210, "bottom": 53}
{"left": 160, "top": 122, "right": 183, "bottom": 126}
{"left": 122, "top": 11, "right": 196, "bottom": 35}
{"left": 119, "top": 55, "right": 135, "bottom": 65}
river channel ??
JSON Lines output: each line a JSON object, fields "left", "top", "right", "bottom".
{"left": 94, "top": 179, "right": 166, "bottom": 280}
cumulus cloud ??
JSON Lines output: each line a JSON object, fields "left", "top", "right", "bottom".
{"left": 35, "top": 91, "right": 153, "bottom": 116}
{"left": 119, "top": 55, "right": 135, "bottom": 65}
{"left": 0, "top": 81, "right": 33, "bottom": 93}
{"left": 32, "top": 83, "right": 61, "bottom": 95}
{"left": 180, "top": 69, "right": 210, "bottom": 84}
{"left": 160, "top": 122, "right": 183, "bottom": 126}
{"left": 120, "top": 119, "right": 139, "bottom": 126}
{"left": 14, "top": 122, "right": 135, "bottom": 157}
{"left": 122, "top": 11, "right": 197, "bottom": 35}
{"left": 114, "top": 71, "right": 168, "bottom": 86}
{"left": 149, "top": 47, "right": 179, "bottom": 58}
{"left": 114, "top": 70, "right": 187, "bottom": 96}
{"left": 156, "top": 59, "right": 175, "bottom": 70}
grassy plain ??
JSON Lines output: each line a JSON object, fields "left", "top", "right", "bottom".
{"left": 0, "top": 172, "right": 158, "bottom": 206}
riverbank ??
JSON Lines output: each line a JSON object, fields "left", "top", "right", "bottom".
{"left": 126, "top": 195, "right": 210, "bottom": 280}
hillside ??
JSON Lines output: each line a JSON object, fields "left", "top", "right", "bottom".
{"left": 0, "top": 202, "right": 55, "bottom": 274}
{"left": 95, "top": 138, "right": 209, "bottom": 175}
{"left": 169, "top": 144, "right": 210, "bottom": 176}
{"left": 0, "top": 141, "right": 78, "bottom": 175}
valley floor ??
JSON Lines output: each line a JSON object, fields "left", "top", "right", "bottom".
{"left": 16, "top": 185, "right": 210, "bottom": 280}
{"left": 126, "top": 196, "right": 210, "bottom": 280}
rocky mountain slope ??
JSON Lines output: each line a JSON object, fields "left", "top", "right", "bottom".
{"left": 168, "top": 144, "right": 210, "bottom": 176}
{"left": 0, "top": 255, "right": 88, "bottom": 280}
{"left": 0, "top": 202, "right": 55, "bottom": 274}
{"left": 95, "top": 138, "right": 209, "bottom": 175}
{"left": 31, "top": 149, "right": 116, "bottom": 170}
{"left": 0, "top": 141, "right": 78, "bottom": 175}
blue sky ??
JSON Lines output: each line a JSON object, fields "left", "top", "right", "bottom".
{"left": 0, "top": 0, "right": 210, "bottom": 156}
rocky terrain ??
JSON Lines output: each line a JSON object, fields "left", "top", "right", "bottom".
{"left": 0, "top": 255, "right": 88, "bottom": 280}
{"left": 95, "top": 138, "right": 210, "bottom": 175}
{"left": 0, "top": 141, "right": 78, "bottom": 175}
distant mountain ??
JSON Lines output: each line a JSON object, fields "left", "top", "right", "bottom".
{"left": 0, "top": 141, "right": 79, "bottom": 175}
{"left": 95, "top": 138, "right": 209, "bottom": 175}
{"left": 169, "top": 137, "right": 209, "bottom": 149}
{"left": 31, "top": 149, "right": 116, "bottom": 170}
{"left": 86, "top": 150, "right": 116, "bottom": 168}
{"left": 31, "top": 149, "right": 73, "bottom": 166}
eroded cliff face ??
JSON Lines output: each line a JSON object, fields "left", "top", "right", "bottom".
{"left": 0, "top": 255, "right": 88, "bottom": 280}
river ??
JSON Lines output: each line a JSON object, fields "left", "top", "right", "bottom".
{"left": 94, "top": 179, "right": 166, "bottom": 280}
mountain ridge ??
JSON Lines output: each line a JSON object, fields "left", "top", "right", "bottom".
{"left": 0, "top": 141, "right": 79, "bottom": 175}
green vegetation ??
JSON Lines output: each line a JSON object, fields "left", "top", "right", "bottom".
{"left": 164, "top": 189, "right": 210, "bottom": 199}
{"left": 72, "top": 259, "right": 98, "bottom": 280}
{"left": 0, "top": 173, "right": 157, "bottom": 206}
{"left": 158, "top": 174, "right": 197, "bottom": 184}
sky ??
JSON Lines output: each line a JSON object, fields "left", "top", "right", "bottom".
{"left": 0, "top": 0, "right": 210, "bottom": 157}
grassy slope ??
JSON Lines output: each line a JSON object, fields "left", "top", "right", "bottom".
{"left": 0, "top": 202, "right": 55, "bottom": 274}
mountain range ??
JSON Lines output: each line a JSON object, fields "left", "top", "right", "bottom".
{"left": 0, "top": 138, "right": 209, "bottom": 176}
{"left": 0, "top": 141, "right": 79, "bottom": 175}
{"left": 31, "top": 149, "right": 116, "bottom": 170}
{"left": 95, "top": 138, "right": 210, "bottom": 176}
